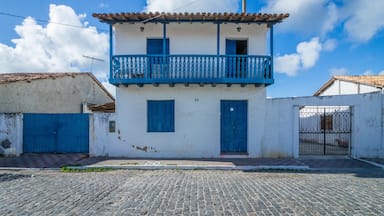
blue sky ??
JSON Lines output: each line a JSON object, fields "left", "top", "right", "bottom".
{"left": 0, "top": 0, "right": 383, "bottom": 97}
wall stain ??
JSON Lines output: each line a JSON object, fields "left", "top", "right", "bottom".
{"left": 1, "top": 139, "right": 11, "bottom": 149}
{"left": 132, "top": 145, "right": 157, "bottom": 153}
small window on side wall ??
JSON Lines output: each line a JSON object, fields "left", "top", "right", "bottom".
{"left": 147, "top": 100, "right": 175, "bottom": 132}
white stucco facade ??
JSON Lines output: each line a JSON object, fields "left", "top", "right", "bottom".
{"left": 319, "top": 80, "right": 380, "bottom": 96}
{"left": 91, "top": 85, "right": 267, "bottom": 158}
{"left": 114, "top": 23, "right": 268, "bottom": 55}
{"left": 88, "top": 17, "right": 382, "bottom": 159}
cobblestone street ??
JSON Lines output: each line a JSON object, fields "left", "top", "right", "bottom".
{"left": 0, "top": 169, "right": 383, "bottom": 215}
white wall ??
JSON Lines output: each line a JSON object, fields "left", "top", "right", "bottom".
{"left": 114, "top": 23, "right": 267, "bottom": 55}
{"left": 0, "top": 74, "right": 113, "bottom": 113}
{"left": 89, "top": 113, "right": 119, "bottom": 157}
{"left": 0, "top": 113, "right": 23, "bottom": 156}
{"left": 265, "top": 93, "right": 384, "bottom": 158}
{"left": 89, "top": 88, "right": 383, "bottom": 158}
{"left": 321, "top": 80, "right": 380, "bottom": 96}
{"left": 90, "top": 85, "right": 267, "bottom": 158}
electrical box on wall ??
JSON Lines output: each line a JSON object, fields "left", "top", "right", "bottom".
{"left": 109, "top": 121, "right": 116, "bottom": 133}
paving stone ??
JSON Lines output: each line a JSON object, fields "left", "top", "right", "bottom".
{"left": 0, "top": 170, "right": 383, "bottom": 215}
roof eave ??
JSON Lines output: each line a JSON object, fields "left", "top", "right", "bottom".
{"left": 313, "top": 77, "right": 336, "bottom": 96}
{"left": 92, "top": 12, "right": 289, "bottom": 25}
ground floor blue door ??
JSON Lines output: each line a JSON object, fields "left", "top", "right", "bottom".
{"left": 23, "top": 114, "right": 89, "bottom": 153}
{"left": 221, "top": 100, "right": 247, "bottom": 153}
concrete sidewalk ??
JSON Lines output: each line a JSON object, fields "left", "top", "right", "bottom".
{"left": 79, "top": 157, "right": 379, "bottom": 171}
{"left": 1, "top": 153, "right": 381, "bottom": 170}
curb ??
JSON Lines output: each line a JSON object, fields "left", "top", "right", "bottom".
{"left": 0, "top": 167, "right": 61, "bottom": 171}
{"left": 355, "top": 158, "right": 384, "bottom": 169}
{"left": 72, "top": 164, "right": 311, "bottom": 171}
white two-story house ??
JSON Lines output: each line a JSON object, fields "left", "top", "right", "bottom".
{"left": 93, "top": 12, "right": 288, "bottom": 158}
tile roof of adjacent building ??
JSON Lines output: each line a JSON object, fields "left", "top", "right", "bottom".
{"left": 0, "top": 72, "right": 115, "bottom": 100}
{"left": 314, "top": 75, "right": 384, "bottom": 96}
{"left": 88, "top": 102, "right": 115, "bottom": 113}
{"left": 93, "top": 12, "right": 289, "bottom": 24}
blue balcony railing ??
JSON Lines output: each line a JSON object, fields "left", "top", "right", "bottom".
{"left": 110, "top": 55, "right": 273, "bottom": 85}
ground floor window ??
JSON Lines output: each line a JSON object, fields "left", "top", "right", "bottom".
{"left": 147, "top": 100, "right": 175, "bottom": 132}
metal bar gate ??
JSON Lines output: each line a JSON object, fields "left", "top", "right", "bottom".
{"left": 299, "top": 106, "right": 351, "bottom": 156}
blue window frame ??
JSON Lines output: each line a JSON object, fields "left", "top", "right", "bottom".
{"left": 147, "top": 100, "right": 175, "bottom": 132}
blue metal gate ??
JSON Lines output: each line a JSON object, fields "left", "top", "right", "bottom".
{"left": 221, "top": 100, "right": 247, "bottom": 153}
{"left": 23, "top": 114, "right": 89, "bottom": 153}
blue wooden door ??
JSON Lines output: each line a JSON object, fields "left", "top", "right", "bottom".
{"left": 221, "top": 101, "right": 247, "bottom": 153}
{"left": 23, "top": 114, "right": 89, "bottom": 153}
{"left": 226, "top": 39, "right": 248, "bottom": 78}
{"left": 147, "top": 38, "right": 169, "bottom": 78}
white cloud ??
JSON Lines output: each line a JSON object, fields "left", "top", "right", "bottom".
{"left": 330, "top": 67, "right": 348, "bottom": 76}
{"left": 342, "top": 0, "right": 384, "bottom": 42}
{"left": 323, "top": 39, "right": 337, "bottom": 52}
{"left": 360, "top": 69, "right": 384, "bottom": 75}
{"left": 275, "top": 54, "right": 300, "bottom": 76}
{"left": 297, "top": 37, "right": 322, "bottom": 69}
{"left": 275, "top": 37, "right": 322, "bottom": 76}
{"left": 98, "top": 3, "right": 109, "bottom": 9}
{"left": 144, "top": 0, "right": 238, "bottom": 12}
{"left": 322, "top": 2, "right": 338, "bottom": 36}
{"left": 0, "top": 4, "right": 114, "bottom": 95}
{"left": 261, "top": 0, "right": 338, "bottom": 36}
{"left": 262, "top": 0, "right": 384, "bottom": 42}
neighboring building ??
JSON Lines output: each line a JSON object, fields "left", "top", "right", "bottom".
{"left": 93, "top": 12, "right": 288, "bottom": 158}
{"left": 88, "top": 102, "right": 115, "bottom": 113}
{"left": 314, "top": 75, "right": 384, "bottom": 96}
{"left": 0, "top": 72, "right": 114, "bottom": 113}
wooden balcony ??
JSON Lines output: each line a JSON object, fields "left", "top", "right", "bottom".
{"left": 110, "top": 55, "right": 273, "bottom": 86}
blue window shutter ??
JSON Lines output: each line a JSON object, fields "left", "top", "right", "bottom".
{"left": 225, "top": 39, "right": 236, "bottom": 77}
{"left": 147, "top": 100, "right": 174, "bottom": 132}
{"left": 147, "top": 39, "right": 169, "bottom": 54}
{"left": 225, "top": 39, "right": 236, "bottom": 55}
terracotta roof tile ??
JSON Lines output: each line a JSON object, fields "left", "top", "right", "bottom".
{"left": 0, "top": 72, "right": 115, "bottom": 101}
{"left": 0, "top": 73, "right": 79, "bottom": 84}
{"left": 88, "top": 102, "right": 115, "bottom": 113}
{"left": 334, "top": 75, "right": 384, "bottom": 88}
{"left": 93, "top": 12, "right": 289, "bottom": 24}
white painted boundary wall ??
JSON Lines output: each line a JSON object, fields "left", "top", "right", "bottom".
{"left": 82, "top": 92, "right": 384, "bottom": 159}
{"left": 0, "top": 113, "right": 23, "bottom": 156}
{"left": 89, "top": 113, "right": 118, "bottom": 157}
{"left": 265, "top": 92, "right": 384, "bottom": 158}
